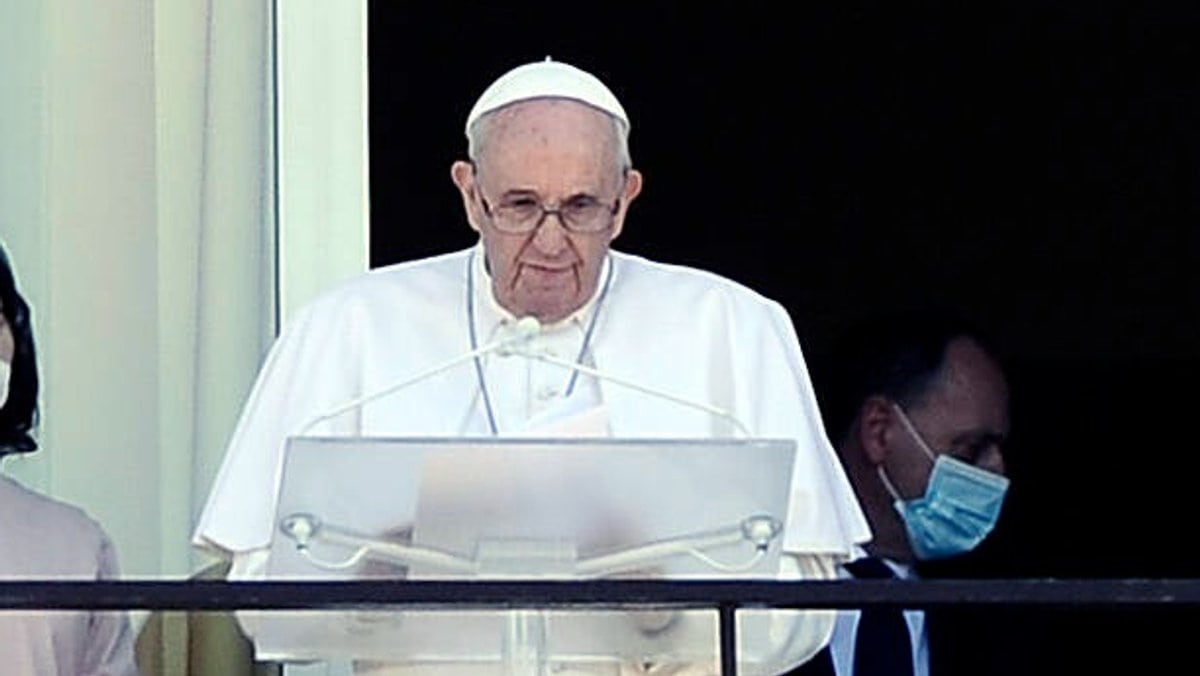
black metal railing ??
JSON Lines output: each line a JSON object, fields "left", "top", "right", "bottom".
{"left": 4, "top": 578, "right": 1200, "bottom": 675}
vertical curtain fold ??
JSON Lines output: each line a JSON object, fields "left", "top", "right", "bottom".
{"left": 141, "top": 0, "right": 276, "bottom": 673}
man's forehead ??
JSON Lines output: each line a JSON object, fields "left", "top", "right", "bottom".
{"left": 484, "top": 99, "right": 615, "bottom": 138}
{"left": 944, "top": 339, "right": 1007, "bottom": 394}
{"left": 916, "top": 339, "right": 1009, "bottom": 426}
{"left": 474, "top": 101, "right": 621, "bottom": 183}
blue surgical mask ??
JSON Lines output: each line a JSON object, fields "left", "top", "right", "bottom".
{"left": 878, "top": 403, "right": 1010, "bottom": 560}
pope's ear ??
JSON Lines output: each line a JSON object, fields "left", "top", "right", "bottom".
{"left": 451, "top": 160, "right": 483, "bottom": 233}
{"left": 609, "top": 169, "right": 642, "bottom": 241}
{"left": 858, "top": 396, "right": 896, "bottom": 465}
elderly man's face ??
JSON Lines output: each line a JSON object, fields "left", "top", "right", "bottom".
{"left": 451, "top": 99, "right": 642, "bottom": 323}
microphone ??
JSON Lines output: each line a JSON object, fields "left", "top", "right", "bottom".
{"left": 494, "top": 316, "right": 541, "bottom": 357}
{"left": 298, "top": 316, "right": 542, "bottom": 435}
{"left": 508, "top": 324, "right": 753, "bottom": 438}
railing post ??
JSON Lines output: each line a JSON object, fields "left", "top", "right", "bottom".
{"left": 719, "top": 603, "right": 738, "bottom": 676}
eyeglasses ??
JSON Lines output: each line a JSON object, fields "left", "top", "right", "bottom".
{"left": 478, "top": 191, "right": 621, "bottom": 234}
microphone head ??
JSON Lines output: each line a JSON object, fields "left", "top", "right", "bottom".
{"left": 495, "top": 316, "right": 543, "bottom": 357}
{"left": 280, "top": 512, "right": 321, "bottom": 549}
{"left": 741, "top": 515, "right": 783, "bottom": 549}
{"left": 514, "top": 316, "right": 542, "bottom": 339}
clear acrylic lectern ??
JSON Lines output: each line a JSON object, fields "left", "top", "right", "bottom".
{"left": 257, "top": 436, "right": 798, "bottom": 675}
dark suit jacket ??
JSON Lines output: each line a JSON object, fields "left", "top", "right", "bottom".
{"left": 781, "top": 608, "right": 1040, "bottom": 676}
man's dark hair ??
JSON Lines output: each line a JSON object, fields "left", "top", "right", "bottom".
{"left": 817, "top": 308, "right": 1002, "bottom": 449}
{"left": 0, "top": 244, "right": 39, "bottom": 456}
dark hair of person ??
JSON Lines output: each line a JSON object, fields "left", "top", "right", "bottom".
{"left": 816, "top": 307, "right": 1002, "bottom": 450}
{"left": 0, "top": 244, "right": 39, "bottom": 456}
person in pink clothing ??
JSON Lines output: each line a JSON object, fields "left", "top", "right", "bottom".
{"left": 0, "top": 243, "right": 138, "bottom": 676}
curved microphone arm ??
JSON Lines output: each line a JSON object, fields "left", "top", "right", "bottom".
{"left": 573, "top": 515, "right": 782, "bottom": 577}
{"left": 297, "top": 317, "right": 543, "bottom": 436}
{"left": 279, "top": 513, "right": 477, "bottom": 574}
{"left": 278, "top": 512, "right": 783, "bottom": 579}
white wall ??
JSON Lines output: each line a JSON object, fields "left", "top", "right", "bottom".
{"left": 277, "top": 0, "right": 370, "bottom": 322}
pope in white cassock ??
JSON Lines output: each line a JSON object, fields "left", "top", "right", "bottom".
{"left": 193, "top": 59, "right": 871, "bottom": 674}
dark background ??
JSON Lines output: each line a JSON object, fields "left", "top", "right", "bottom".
{"left": 366, "top": 3, "right": 1198, "bottom": 673}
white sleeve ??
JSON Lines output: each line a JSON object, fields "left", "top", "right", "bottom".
{"left": 193, "top": 298, "right": 363, "bottom": 556}
{"left": 227, "top": 547, "right": 272, "bottom": 641}
{"left": 736, "top": 552, "right": 840, "bottom": 674}
{"left": 755, "top": 301, "right": 871, "bottom": 553}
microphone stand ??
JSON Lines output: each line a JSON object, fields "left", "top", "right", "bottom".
{"left": 298, "top": 318, "right": 542, "bottom": 435}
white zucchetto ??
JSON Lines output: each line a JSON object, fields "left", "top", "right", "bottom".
{"left": 465, "top": 57, "right": 629, "bottom": 136}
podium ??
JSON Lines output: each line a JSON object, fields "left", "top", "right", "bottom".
{"left": 257, "top": 436, "right": 802, "bottom": 675}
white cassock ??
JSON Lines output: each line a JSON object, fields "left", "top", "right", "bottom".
{"left": 193, "top": 243, "right": 871, "bottom": 675}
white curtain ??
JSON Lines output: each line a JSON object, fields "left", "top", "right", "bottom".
{"left": 1, "top": 0, "right": 370, "bottom": 572}
{"left": 156, "top": 0, "right": 279, "bottom": 576}
{"left": 0, "top": 0, "right": 276, "bottom": 578}
{"left": 1, "top": 0, "right": 367, "bottom": 671}
{"left": 0, "top": 0, "right": 273, "bottom": 671}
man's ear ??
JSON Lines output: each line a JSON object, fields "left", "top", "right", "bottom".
{"left": 450, "top": 160, "right": 483, "bottom": 234}
{"left": 858, "top": 395, "right": 896, "bottom": 465}
{"left": 608, "top": 168, "right": 642, "bottom": 242}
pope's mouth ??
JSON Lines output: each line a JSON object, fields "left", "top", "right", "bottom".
{"left": 518, "top": 263, "right": 578, "bottom": 287}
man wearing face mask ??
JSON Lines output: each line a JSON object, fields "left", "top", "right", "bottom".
{"left": 789, "top": 311, "right": 1010, "bottom": 676}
